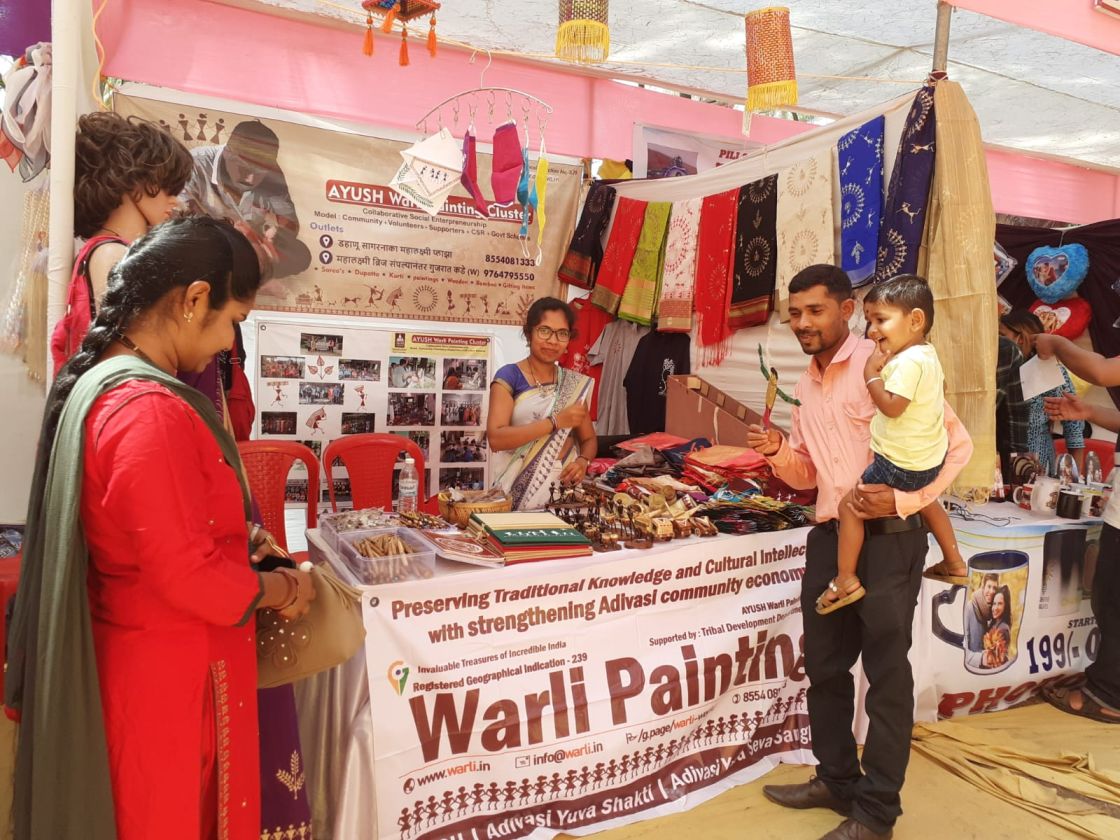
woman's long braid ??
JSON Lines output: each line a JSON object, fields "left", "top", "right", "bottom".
{"left": 36, "top": 271, "right": 139, "bottom": 467}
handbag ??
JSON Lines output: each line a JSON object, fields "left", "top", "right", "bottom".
{"left": 256, "top": 545, "right": 367, "bottom": 689}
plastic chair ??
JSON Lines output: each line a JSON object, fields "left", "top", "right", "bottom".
{"left": 322, "top": 433, "right": 434, "bottom": 513}
{"left": 1055, "top": 438, "right": 1115, "bottom": 477}
{"left": 237, "top": 441, "right": 320, "bottom": 554}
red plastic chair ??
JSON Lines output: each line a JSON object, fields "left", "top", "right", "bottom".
{"left": 237, "top": 441, "right": 320, "bottom": 554}
{"left": 322, "top": 433, "right": 436, "bottom": 513}
{"left": 1055, "top": 438, "right": 1115, "bottom": 476}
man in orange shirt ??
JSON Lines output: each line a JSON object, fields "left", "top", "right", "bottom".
{"left": 748, "top": 265, "right": 972, "bottom": 840}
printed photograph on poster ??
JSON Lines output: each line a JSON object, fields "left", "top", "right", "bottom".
{"left": 403, "top": 430, "right": 430, "bottom": 460}
{"left": 646, "top": 144, "right": 698, "bottom": 178}
{"left": 332, "top": 477, "right": 352, "bottom": 502}
{"left": 339, "top": 358, "right": 381, "bottom": 381}
{"left": 300, "top": 332, "right": 344, "bottom": 356}
{"left": 388, "top": 356, "right": 437, "bottom": 389}
{"left": 285, "top": 478, "right": 309, "bottom": 503}
{"left": 440, "top": 466, "right": 485, "bottom": 491}
{"left": 388, "top": 393, "right": 436, "bottom": 426}
{"left": 440, "top": 431, "right": 486, "bottom": 463}
{"left": 441, "top": 358, "right": 487, "bottom": 390}
{"left": 261, "top": 411, "right": 297, "bottom": 435}
{"left": 299, "top": 439, "right": 323, "bottom": 459}
{"left": 441, "top": 393, "right": 483, "bottom": 426}
{"left": 265, "top": 381, "right": 291, "bottom": 406}
{"left": 299, "top": 382, "right": 345, "bottom": 405}
{"left": 305, "top": 407, "right": 328, "bottom": 436}
{"left": 261, "top": 355, "right": 305, "bottom": 378}
{"left": 341, "top": 412, "right": 376, "bottom": 434}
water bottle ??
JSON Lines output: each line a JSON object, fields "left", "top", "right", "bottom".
{"left": 398, "top": 456, "right": 419, "bottom": 514}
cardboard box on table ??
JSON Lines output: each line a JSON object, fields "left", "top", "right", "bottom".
{"left": 665, "top": 375, "right": 789, "bottom": 446}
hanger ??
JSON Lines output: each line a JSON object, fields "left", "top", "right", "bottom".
{"left": 415, "top": 50, "right": 553, "bottom": 134}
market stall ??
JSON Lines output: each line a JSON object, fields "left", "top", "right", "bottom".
{"left": 293, "top": 502, "right": 1097, "bottom": 839}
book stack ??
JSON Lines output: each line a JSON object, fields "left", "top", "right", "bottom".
{"left": 467, "top": 511, "right": 593, "bottom": 563}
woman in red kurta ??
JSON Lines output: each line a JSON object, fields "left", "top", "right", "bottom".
{"left": 5, "top": 218, "right": 315, "bottom": 840}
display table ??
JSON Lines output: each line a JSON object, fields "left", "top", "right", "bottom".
{"left": 293, "top": 504, "right": 1099, "bottom": 839}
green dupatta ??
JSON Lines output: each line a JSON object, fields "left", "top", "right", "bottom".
{"left": 4, "top": 355, "right": 252, "bottom": 839}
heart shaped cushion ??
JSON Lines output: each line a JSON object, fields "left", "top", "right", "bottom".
{"left": 1026, "top": 243, "right": 1089, "bottom": 304}
{"left": 1030, "top": 296, "right": 1091, "bottom": 340}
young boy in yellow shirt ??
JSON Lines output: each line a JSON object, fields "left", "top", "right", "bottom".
{"left": 817, "top": 275, "right": 966, "bottom": 613}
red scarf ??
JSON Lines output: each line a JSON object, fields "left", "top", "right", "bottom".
{"left": 590, "top": 197, "right": 647, "bottom": 315}
{"left": 695, "top": 188, "right": 739, "bottom": 365}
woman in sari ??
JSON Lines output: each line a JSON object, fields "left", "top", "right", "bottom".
{"left": 488, "top": 297, "right": 597, "bottom": 510}
{"left": 6, "top": 218, "right": 315, "bottom": 839}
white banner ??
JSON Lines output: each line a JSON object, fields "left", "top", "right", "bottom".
{"left": 254, "top": 319, "right": 492, "bottom": 505}
{"left": 362, "top": 531, "right": 814, "bottom": 839}
{"left": 917, "top": 516, "right": 1099, "bottom": 719}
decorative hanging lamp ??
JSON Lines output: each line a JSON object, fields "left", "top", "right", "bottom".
{"left": 744, "top": 7, "right": 797, "bottom": 114}
{"left": 556, "top": 0, "right": 610, "bottom": 64}
{"left": 360, "top": 0, "right": 440, "bottom": 58}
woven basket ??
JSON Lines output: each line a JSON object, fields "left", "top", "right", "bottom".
{"left": 438, "top": 491, "right": 512, "bottom": 528}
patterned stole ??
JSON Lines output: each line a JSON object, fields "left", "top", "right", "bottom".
{"left": 838, "top": 115, "right": 884, "bottom": 286}
{"left": 695, "top": 188, "right": 740, "bottom": 366}
{"left": 558, "top": 182, "right": 617, "bottom": 290}
{"left": 590, "top": 196, "right": 647, "bottom": 315}
{"left": 874, "top": 85, "right": 936, "bottom": 283}
{"left": 619, "top": 202, "right": 672, "bottom": 326}
{"left": 775, "top": 151, "right": 835, "bottom": 321}
{"left": 656, "top": 197, "right": 703, "bottom": 333}
{"left": 728, "top": 174, "right": 778, "bottom": 330}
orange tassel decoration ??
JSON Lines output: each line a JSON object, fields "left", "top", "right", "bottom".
{"left": 381, "top": 2, "right": 398, "bottom": 33}
{"left": 427, "top": 14, "right": 437, "bottom": 56}
{"left": 399, "top": 25, "right": 410, "bottom": 66}
{"left": 362, "top": 14, "right": 374, "bottom": 56}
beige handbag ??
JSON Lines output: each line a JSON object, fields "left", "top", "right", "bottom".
{"left": 256, "top": 553, "right": 366, "bottom": 689}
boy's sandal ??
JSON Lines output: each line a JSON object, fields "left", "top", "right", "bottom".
{"left": 1043, "top": 685, "right": 1120, "bottom": 724}
{"left": 815, "top": 578, "right": 866, "bottom": 615}
{"left": 922, "top": 560, "right": 968, "bottom": 586}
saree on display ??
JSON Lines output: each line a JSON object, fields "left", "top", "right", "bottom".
{"left": 491, "top": 367, "right": 593, "bottom": 510}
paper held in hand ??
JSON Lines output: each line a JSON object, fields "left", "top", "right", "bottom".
{"left": 1019, "top": 354, "right": 1066, "bottom": 401}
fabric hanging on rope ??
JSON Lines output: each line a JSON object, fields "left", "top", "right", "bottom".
{"left": 775, "top": 151, "right": 835, "bottom": 321}
{"left": 923, "top": 80, "right": 997, "bottom": 501}
{"left": 618, "top": 202, "right": 671, "bottom": 326}
{"left": 728, "top": 174, "right": 778, "bottom": 330}
{"left": 656, "top": 197, "right": 703, "bottom": 333}
{"left": 695, "top": 188, "right": 740, "bottom": 366}
{"left": 558, "top": 182, "right": 617, "bottom": 290}
{"left": 590, "top": 196, "right": 648, "bottom": 315}
{"left": 838, "top": 115, "right": 884, "bottom": 286}
{"left": 874, "top": 86, "right": 936, "bottom": 284}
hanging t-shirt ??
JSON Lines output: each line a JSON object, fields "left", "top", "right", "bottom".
{"left": 588, "top": 320, "right": 648, "bottom": 435}
{"left": 558, "top": 295, "right": 614, "bottom": 420}
{"left": 623, "top": 332, "right": 692, "bottom": 435}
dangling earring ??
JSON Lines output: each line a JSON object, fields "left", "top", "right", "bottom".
{"left": 184, "top": 311, "right": 194, "bottom": 323}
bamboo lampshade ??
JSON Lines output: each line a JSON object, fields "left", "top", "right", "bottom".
{"left": 745, "top": 7, "right": 798, "bottom": 113}
{"left": 556, "top": 0, "right": 610, "bottom": 64}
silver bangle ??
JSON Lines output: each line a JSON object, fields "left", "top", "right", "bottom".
{"left": 866, "top": 376, "right": 882, "bottom": 386}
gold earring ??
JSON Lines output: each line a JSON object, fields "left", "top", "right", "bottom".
{"left": 184, "top": 311, "right": 194, "bottom": 323}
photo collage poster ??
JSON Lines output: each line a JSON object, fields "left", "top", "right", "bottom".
{"left": 254, "top": 320, "right": 492, "bottom": 509}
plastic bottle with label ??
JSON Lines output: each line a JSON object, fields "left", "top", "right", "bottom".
{"left": 398, "top": 456, "right": 419, "bottom": 513}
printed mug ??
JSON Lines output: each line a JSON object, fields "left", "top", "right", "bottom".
{"left": 932, "top": 550, "right": 1029, "bottom": 675}
{"left": 1011, "top": 475, "right": 1060, "bottom": 515}
{"left": 1038, "top": 528, "right": 1085, "bottom": 618}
